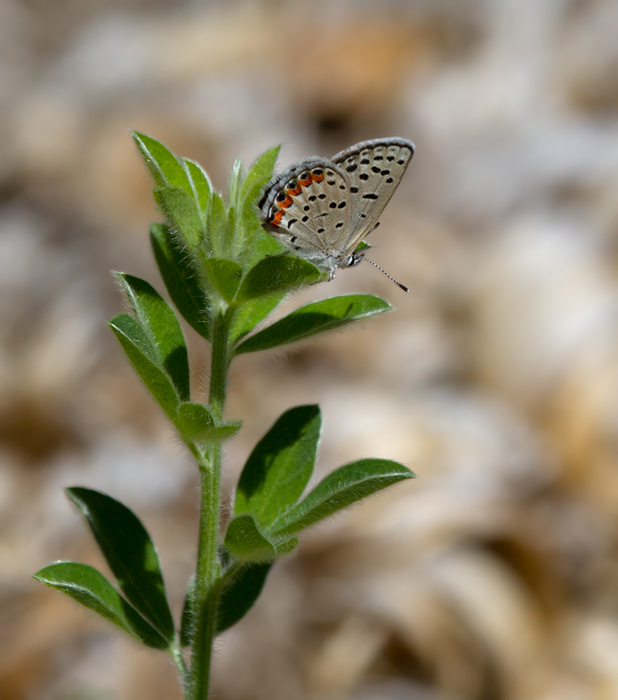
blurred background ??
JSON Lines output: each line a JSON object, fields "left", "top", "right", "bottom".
{"left": 2, "top": 0, "right": 618, "bottom": 698}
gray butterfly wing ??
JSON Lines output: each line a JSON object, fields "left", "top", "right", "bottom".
{"left": 259, "top": 158, "right": 351, "bottom": 270}
{"left": 331, "top": 137, "right": 415, "bottom": 254}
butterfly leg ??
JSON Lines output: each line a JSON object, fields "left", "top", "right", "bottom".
{"left": 328, "top": 267, "right": 337, "bottom": 281}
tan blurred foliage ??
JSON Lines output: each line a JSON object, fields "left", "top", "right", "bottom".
{"left": 1, "top": 0, "right": 618, "bottom": 699}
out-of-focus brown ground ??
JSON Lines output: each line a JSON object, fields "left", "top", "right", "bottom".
{"left": 2, "top": 1, "right": 618, "bottom": 698}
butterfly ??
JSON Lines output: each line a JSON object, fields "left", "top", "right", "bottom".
{"left": 258, "top": 137, "right": 415, "bottom": 291}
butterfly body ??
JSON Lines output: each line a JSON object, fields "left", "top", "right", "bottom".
{"left": 258, "top": 137, "right": 415, "bottom": 281}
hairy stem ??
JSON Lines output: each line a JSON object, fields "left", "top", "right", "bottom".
{"left": 187, "top": 304, "right": 233, "bottom": 700}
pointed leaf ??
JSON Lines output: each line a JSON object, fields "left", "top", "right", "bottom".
{"left": 271, "top": 459, "right": 416, "bottom": 537}
{"left": 229, "top": 294, "right": 284, "bottom": 345}
{"left": 228, "top": 157, "right": 243, "bottom": 208}
{"left": 224, "top": 514, "right": 276, "bottom": 561}
{"left": 131, "top": 131, "right": 192, "bottom": 194}
{"left": 154, "top": 187, "right": 203, "bottom": 249}
{"left": 33, "top": 562, "right": 169, "bottom": 650}
{"left": 236, "top": 256, "right": 322, "bottom": 303}
{"left": 150, "top": 223, "right": 211, "bottom": 340}
{"left": 177, "top": 402, "right": 241, "bottom": 445}
{"left": 185, "top": 159, "right": 212, "bottom": 218}
{"left": 216, "top": 562, "right": 273, "bottom": 634}
{"left": 203, "top": 258, "right": 243, "bottom": 303}
{"left": 235, "top": 405, "right": 321, "bottom": 529}
{"left": 239, "top": 146, "right": 280, "bottom": 208}
{"left": 115, "top": 273, "right": 190, "bottom": 402}
{"left": 66, "top": 488, "right": 175, "bottom": 642}
{"left": 109, "top": 314, "right": 179, "bottom": 420}
{"left": 355, "top": 241, "right": 372, "bottom": 251}
{"left": 235, "top": 294, "right": 391, "bottom": 354}
{"left": 209, "top": 193, "right": 228, "bottom": 258}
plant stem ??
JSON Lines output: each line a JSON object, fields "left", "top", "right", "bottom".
{"left": 187, "top": 304, "right": 232, "bottom": 700}
{"left": 209, "top": 306, "right": 233, "bottom": 421}
{"left": 170, "top": 640, "right": 188, "bottom": 686}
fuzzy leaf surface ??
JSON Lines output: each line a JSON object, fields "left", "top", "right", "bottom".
{"left": 235, "top": 294, "right": 391, "bottom": 354}
{"left": 109, "top": 314, "right": 179, "bottom": 420}
{"left": 271, "top": 459, "right": 416, "bottom": 537}
{"left": 236, "top": 256, "right": 321, "bottom": 303}
{"left": 150, "top": 223, "right": 211, "bottom": 340}
{"left": 203, "top": 258, "right": 243, "bottom": 303}
{"left": 234, "top": 405, "right": 321, "bottom": 529}
{"left": 229, "top": 295, "right": 284, "bottom": 345}
{"left": 33, "top": 562, "right": 169, "bottom": 650}
{"left": 66, "top": 488, "right": 174, "bottom": 642}
{"left": 177, "top": 402, "right": 242, "bottom": 445}
{"left": 115, "top": 273, "right": 190, "bottom": 402}
{"left": 154, "top": 186, "right": 203, "bottom": 249}
{"left": 228, "top": 158, "right": 243, "bottom": 209}
{"left": 224, "top": 514, "right": 276, "bottom": 561}
{"left": 185, "top": 159, "right": 212, "bottom": 219}
{"left": 239, "top": 146, "right": 280, "bottom": 208}
{"left": 131, "top": 131, "right": 192, "bottom": 194}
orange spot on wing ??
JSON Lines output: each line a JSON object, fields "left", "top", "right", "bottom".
{"left": 286, "top": 183, "right": 302, "bottom": 196}
{"left": 298, "top": 174, "right": 312, "bottom": 187}
{"left": 311, "top": 172, "right": 325, "bottom": 183}
{"left": 269, "top": 210, "right": 283, "bottom": 226}
{"left": 277, "top": 195, "right": 293, "bottom": 209}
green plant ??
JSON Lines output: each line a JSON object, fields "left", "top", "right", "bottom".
{"left": 33, "top": 133, "right": 416, "bottom": 699}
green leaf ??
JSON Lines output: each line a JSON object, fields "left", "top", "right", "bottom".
{"left": 115, "top": 273, "right": 190, "bottom": 402}
{"left": 150, "top": 223, "right": 211, "bottom": 341}
{"left": 229, "top": 295, "right": 284, "bottom": 345}
{"left": 216, "top": 563, "right": 272, "bottom": 634}
{"left": 180, "top": 562, "right": 274, "bottom": 641}
{"left": 270, "top": 459, "right": 416, "bottom": 537}
{"left": 234, "top": 405, "right": 321, "bottom": 530}
{"left": 177, "top": 402, "right": 242, "bottom": 445}
{"left": 203, "top": 258, "right": 243, "bottom": 303}
{"left": 185, "top": 159, "right": 212, "bottom": 218}
{"left": 224, "top": 514, "right": 276, "bottom": 562}
{"left": 228, "top": 157, "right": 243, "bottom": 209}
{"left": 109, "top": 314, "right": 180, "bottom": 420}
{"left": 239, "top": 146, "right": 280, "bottom": 209}
{"left": 236, "top": 256, "right": 322, "bottom": 303}
{"left": 355, "top": 240, "right": 372, "bottom": 251}
{"left": 235, "top": 294, "right": 391, "bottom": 354}
{"left": 66, "top": 488, "right": 175, "bottom": 642}
{"left": 131, "top": 131, "right": 192, "bottom": 194}
{"left": 274, "top": 536, "right": 299, "bottom": 556}
{"left": 154, "top": 186, "right": 203, "bottom": 250}
{"left": 33, "top": 562, "right": 169, "bottom": 650}
{"left": 209, "top": 193, "right": 228, "bottom": 258}
{"left": 238, "top": 210, "right": 286, "bottom": 269}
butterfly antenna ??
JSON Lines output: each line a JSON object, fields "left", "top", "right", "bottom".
{"left": 360, "top": 256, "right": 409, "bottom": 293}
